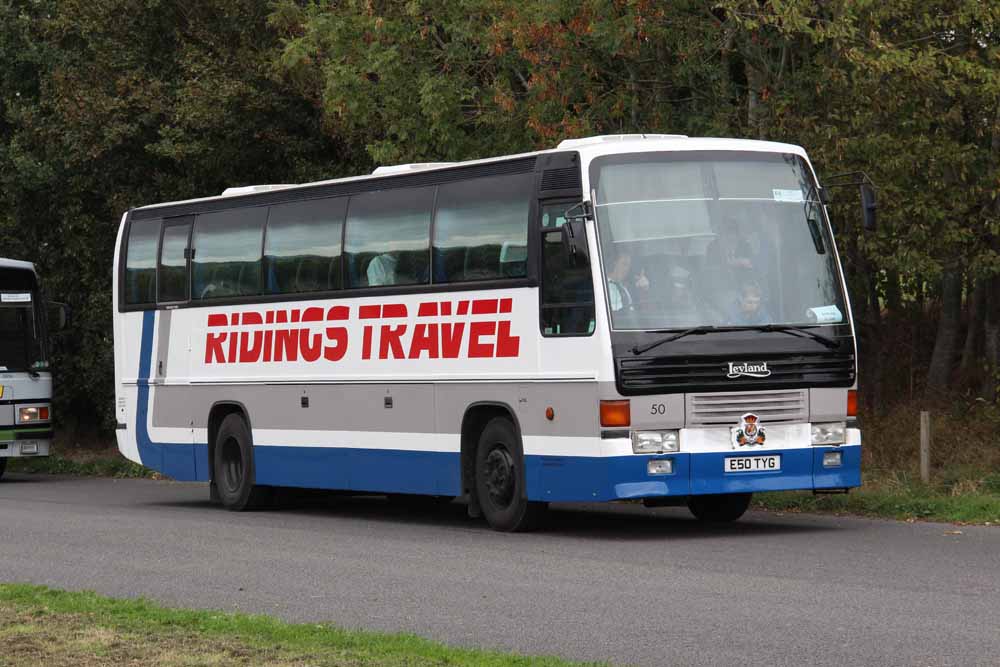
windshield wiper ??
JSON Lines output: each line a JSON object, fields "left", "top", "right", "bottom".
{"left": 630, "top": 323, "right": 840, "bottom": 356}
{"left": 743, "top": 324, "right": 840, "bottom": 349}
{"left": 631, "top": 325, "right": 723, "bottom": 355}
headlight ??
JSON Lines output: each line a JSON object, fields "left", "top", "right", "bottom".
{"left": 811, "top": 422, "right": 846, "bottom": 446}
{"left": 18, "top": 406, "right": 50, "bottom": 423}
{"left": 632, "top": 430, "right": 680, "bottom": 454}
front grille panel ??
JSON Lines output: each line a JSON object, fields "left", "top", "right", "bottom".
{"left": 687, "top": 389, "right": 807, "bottom": 426}
{"left": 617, "top": 353, "right": 855, "bottom": 395}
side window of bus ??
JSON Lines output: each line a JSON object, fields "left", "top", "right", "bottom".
{"left": 433, "top": 173, "right": 532, "bottom": 283}
{"left": 158, "top": 217, "right": 192, "bottom": 303}
{"left": 191, "top": 207, "right": 267, "bottom": 300}
{"left": 540, "top": 202, "right": 595, "bottom": 336}
{"left": 125, "top": 218, "right": 161, "bottom": 306}
{"left": 344, "top": 186, "right": 434, "bottom": 288}
{"left": 264, "top": 197, "right": 346, "bottom": 294}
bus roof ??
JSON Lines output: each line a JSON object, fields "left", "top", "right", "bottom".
{"left": 0, "top": 258, "right": 37, "bottom": 274}
{"left": 131, "top": 135, "right": 808, "bottom": 214}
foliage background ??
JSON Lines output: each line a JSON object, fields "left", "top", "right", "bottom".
{"left": 1, "top": 0, "right": 998, "bottom": 444}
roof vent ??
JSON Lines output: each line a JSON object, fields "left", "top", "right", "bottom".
{"left": 221, "top": 184, "right": 297, "bottom": 197}
{"left": 556, "top": 134, "right": 687, "bottom": 149}
{"left": 372, "top": 162, "right": 457, "bottom": 176}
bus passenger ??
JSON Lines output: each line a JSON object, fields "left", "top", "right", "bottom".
{"left": 728, "top": 283, "right": 772, "bottom": 325}
{"left": 606, "top": 249, "right": 633, "bottom": 312}
{"left": 606, "top": 248, "right": 649, "bottom": 311}
{"left": 367, "top": 253, "right": 397, "bottom": 286}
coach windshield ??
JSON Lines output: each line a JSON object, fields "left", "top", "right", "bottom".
{"left": 591, "top": 151, "right": 847, "bottom": 332}
{"left": 0, "top": 293, "right": 46, "bottom": 372}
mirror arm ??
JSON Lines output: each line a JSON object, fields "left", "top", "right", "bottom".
{"left": 563, "top": 200, "right": 594, "bottom": 223}
{"left": 823, "top": 171, "right": 876, "bottom": 189}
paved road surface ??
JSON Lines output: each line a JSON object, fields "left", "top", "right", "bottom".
{"left": 1, "top": 474, "right": 997, "bottom": 666}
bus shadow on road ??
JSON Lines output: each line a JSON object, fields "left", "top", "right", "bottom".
{"left": 167, "top": 489, "right": 840, "bottom": 541}
{"left": 0, "top": 474, "right": 48, "bottom": 485}
{"left": 541, "top": 504, "right": 838, "bottom": 540}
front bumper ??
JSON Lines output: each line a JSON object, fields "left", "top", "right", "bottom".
{"left": 525, "top": 429, "right": 861, "bottom": 503}
{"left": 0, "top": 431, "right": 52, "bottom": 458}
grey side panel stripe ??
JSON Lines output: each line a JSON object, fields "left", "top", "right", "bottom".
{"left": 150, "top": 382, "right": 599, "bottom": 438}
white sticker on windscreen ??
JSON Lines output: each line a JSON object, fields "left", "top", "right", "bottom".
{"left": 772, "top": 188, "right": 804, "bottom": 202}
{"left": 0, "top": 292, "right": 32, "bottom": 303}
{"left": 807, "top": 305, "right": 844, "bottom": 323}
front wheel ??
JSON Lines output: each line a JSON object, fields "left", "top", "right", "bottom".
{"left": 213, "top": 413, "right": 271, "bottom": 511}
{"left": 687, "top": 493, "right": 752, "bottom": 522}
{"left": 474, "top": 417, "right": 546, "bottom": 532}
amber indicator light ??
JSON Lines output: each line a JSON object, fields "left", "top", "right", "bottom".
{"left": 600, "top": 400, "right": 630, "bottom": 427}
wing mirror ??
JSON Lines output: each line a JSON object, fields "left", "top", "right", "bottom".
{"left": 560, "top": 201, "right": 592, "bottom": 265}
{"left": 48, "top": 302, "right": 70, "bottom": 331}
{"left": 823, "top": 172, "right": 878, "bottom": 233}
{"left": 860, "top": 183, "right": 877, "bottom": 232}
{"left": 560, "top": 220, "right": 588, "bottom": 265}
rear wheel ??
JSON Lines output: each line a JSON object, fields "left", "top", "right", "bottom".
{"left": 687, "top": 493, "right": 752, "bottom": 522}
{"left": 213, "top": 413, "right": 271, "bottom": 511}
{"left": 474, "top": 417, "right": 546, "bottom": 532}
{"left": 0, "top": 458, "right": 6, "bottom": 481}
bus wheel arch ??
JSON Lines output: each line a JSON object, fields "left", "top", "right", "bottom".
{"left": 460, "top": 403, "right": 546, "bottom": 532}
{"left": 460, "top": 403, "right": 516, "bottom": 512}
{"left": 207, "top": 402, "right": 270, "bottom": 510}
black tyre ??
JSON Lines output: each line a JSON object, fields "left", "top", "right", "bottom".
{"left": 687, "top": 493, "right": 753, "bottom": 522}
{"left": 474, "top": 417, "right": 546, "bottom": 532}
{"left": 0, "top": 458, "right": 6, "bottom": 481}
{"left": 213, "top": 413, "right": 271, "bottom": 511}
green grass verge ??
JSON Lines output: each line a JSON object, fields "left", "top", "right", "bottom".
{"left": 0, "top": 583, "right": 599, "bottom": 666}
{"left": 7, "top": 454, "right": 155, "bottom": 478}
{"left": 755, "top": 480, "right": 1000, "bottom": 524}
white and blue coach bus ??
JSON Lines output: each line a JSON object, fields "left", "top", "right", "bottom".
{"left": 113, "top": 134, "right": 867, "bottom": 531}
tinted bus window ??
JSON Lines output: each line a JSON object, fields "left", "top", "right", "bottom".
{"left": 158, "top": 218, "right": 192, "bottom": 303}
{"left": 540, "top": 202, "right": 595, "bottom": 336}
{"left": 125, "top": 218, "right": 160, "bottom": 305}
{"left": 433, "top": 173, "right": 532, "bottom": 283}
{"left": 344, "top": 187, "right": 434, "bottom": 288}
{"left": 263, "top": 198, "right": 346, "bottom": 294}
{"left": 192, "top": 208, "right": 267, "bottom": 300}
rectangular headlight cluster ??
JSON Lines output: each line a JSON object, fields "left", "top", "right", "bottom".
{"left": 811, "top": 422, "right": 846, "bottom": 446}
{"left": 18, "top": 406, "right": 50, "bottom": 424}
{"left": 632, "top": 430, "right": 680, "bottom": 454}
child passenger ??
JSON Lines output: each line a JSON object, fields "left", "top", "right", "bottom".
{"left": 728, "top": 283, "right": 772, "bottom": 325}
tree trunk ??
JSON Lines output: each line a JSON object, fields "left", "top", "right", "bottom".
{"left": 926, "top": 269, "right": 963, "bottom": 393}
{"left": 862, "top": 257, "right": 884, "bottom": 411}
{"left": 884, "top": 269, "right": 902, "bottom": 317}
{"left": 745, "top": 61, "right": 766, "bottom": 140}
{"left": 982, "top": 273, "right": 1000, "bottom": 402}
{"left": 959, "top": 278, "right": 985, "bottom": 382}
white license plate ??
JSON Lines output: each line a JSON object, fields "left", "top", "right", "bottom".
{"left": 725, "top": 455, "right": 780, "bottom": 473}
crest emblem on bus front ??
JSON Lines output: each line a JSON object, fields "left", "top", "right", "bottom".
{"left": 732, "top": 413, "right": 767, "bottom": 449}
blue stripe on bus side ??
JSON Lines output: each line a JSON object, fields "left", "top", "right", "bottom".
{"left": 246, "top": 445, "right": 860, "bottom": 501}
{"left": 254, "top": 446, "right": 462, "bottom": 496}
{"left": 136, "top": 310, "right": 203, "bottom": 481}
